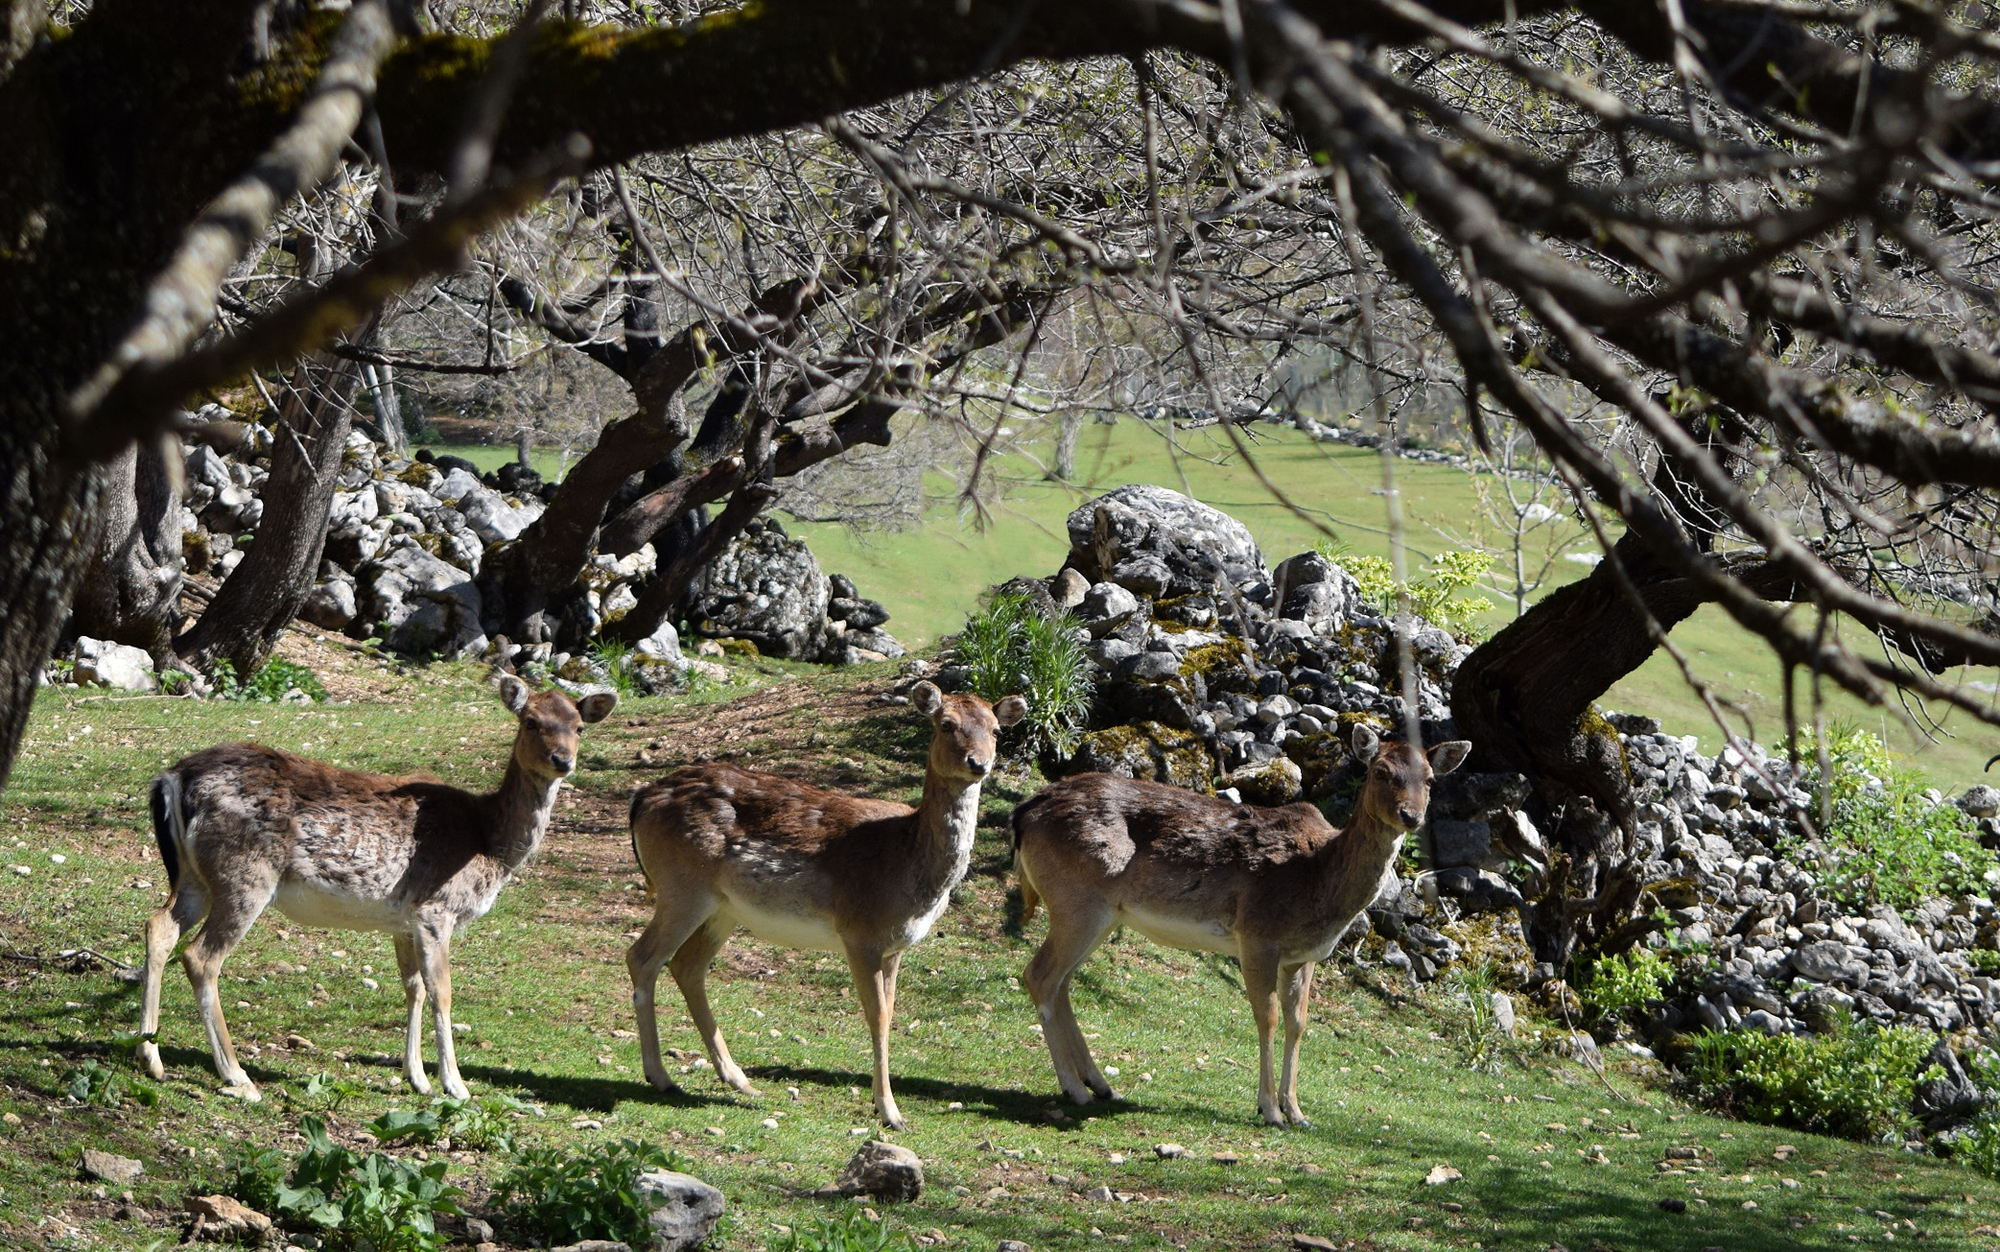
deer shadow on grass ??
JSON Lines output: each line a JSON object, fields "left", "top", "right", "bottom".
{"left": 742, "top": 1062, "right": 1148, "bottom": 1127}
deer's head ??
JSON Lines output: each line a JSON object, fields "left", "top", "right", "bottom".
{"left": 499, "top": 675, "right": 618, "bottom": 780}
{"left": 1350, "top": 723, "right": 1471, "bottom": 832}
{"left": 911, "top": 681, "right": 1027, "bottom": 782}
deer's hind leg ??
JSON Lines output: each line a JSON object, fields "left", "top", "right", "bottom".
{"left": 137, "top": 883, "right": 207, "bottom": 1081}
{"left": 670, "top": 917, "right": 756, "bottom": 1095}
{"left": 182, "top": 875, "right": 278, "bottom": 1100}
{"left": 1023, "top": 897, "right": 1118, "bottom": 1105}
{"left": 625, "top": 884, "right": 717, "bottom": 1092}
{"left": 394, "top": 933, "right": 432, "bottom": 1096}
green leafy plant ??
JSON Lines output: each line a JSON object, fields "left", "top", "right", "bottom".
{"left": 1340, "top": 549, "right": 1494, "bottom": 636}
{"left": 59, "top": 1059, "right": 157, "bottom": 1109}
{"left": 228, "top": 1115, "right": 460, "bottom": 1252}
{"left": 369, "top": 1094, "right": 528, "bottom": 1154}
{"left": 949, "top": 592, "right": 1093, "bottom": 759}
{"left": 1684, "top": 1012, "right": 1937, "bottom": 1142}
{"left": 774, "top": 1211, "right": 918, "bottom": 1252}
{"left": 210, "top": 657, "right": 327, "bottom": 703}
{"left": 1437, "top": 961, "right": 1510, "bottom": 1073}
{"left": 1579, "top": 948, "right": 1675, "bottom": 1021}
{"left": 494, "top": 1138, "right": 680, "bottom": 1249}
{"left": 1784, "top": 724, "right": 1996, "bottom": 913}
{"left": 1959, "top": 1114, "right": 2000, "bottom": 1181}
{"left": 290, "top": 1070, "right": 364, "bottom": 1113}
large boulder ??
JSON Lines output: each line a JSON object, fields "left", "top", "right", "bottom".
{"left": 1064, "top": 485, "right": 1267, "bottom": 600}
{"left": 456, "top": 484, "right": 542, "bottom": 545}
{"left": 355, "top": 538, "right": 486, "bottom": 658}
{"left": 72, "top": 637, "right": 156, "bottom": 692}
{"left": 686, "top": 519, "right": 827, "bottom": 659}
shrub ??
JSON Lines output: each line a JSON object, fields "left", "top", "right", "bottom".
{"left": 228, "top": 1115, "right": 460, "bottom": 1252}
{"left": 949, "top": 592, "right": 1093, "bottom": 759}
{"left": 1579, "top": 948, "right": 1675, "bottom": 1021}
{"left": 1685, "top": 1013, "right": 1937, "bottom": 1142}
{"left": 1960, "top": 1115, "right": 2000, "bottom": 1181}
{"left": 59, "top": 1059, "right": 156, "bottom": 1109}
{"left": 775, "top": 1211, "right": 918, "bottom": 1252}
{"left": 368, "top": 1094, "right": 528, "bottom": 1154}
{"left": 1786, "top": 724, "right": 1995, "bottom": 913}
{"left": 590, "top": 639, "right": 643, "bottom": 699}
{"left": 1341, "top": 549, "right": 1494, "bottom": 637}
{"left": 494, "top": 1138, "right": 679, "bottom": 1249}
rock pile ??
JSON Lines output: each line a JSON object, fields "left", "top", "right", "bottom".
{"left": 55, "top": 424, "right": 900, "bottom": 688}
{"left": 936, "top": 484, "right": 2000, "bottom": 1136}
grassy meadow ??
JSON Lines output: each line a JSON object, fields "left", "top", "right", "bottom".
{"left": 5, "top": 656, "right": 2000, "bottom": 1249}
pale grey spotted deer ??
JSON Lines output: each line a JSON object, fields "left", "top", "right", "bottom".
{"left": 626, "top": 681, "right": 1025, "bottom": 1129}
{"left": 137, "top": 676, "right": 615, "bottom": 1101}
{"left": 1012, "top": 724, "right": 1469, "bottom": 1126}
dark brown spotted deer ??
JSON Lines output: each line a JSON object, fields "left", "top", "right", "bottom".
{"left": 626, "top": 681, "right": 1026, "bottom": 1129}
{"left": 1012, "top": 724, "right": 1469, "bottom": 1126}
{"left": 136, "top": 676, "right": 616, "bottom": 1101}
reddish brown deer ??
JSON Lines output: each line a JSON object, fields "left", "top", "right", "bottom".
{"left": 627, "top": 680, "right": 1026, "bottom": 1129}
{"left": 1012, "top": 724, "right": 1469, "bottom": 1126}
{"left": 137, "top": 676, "right": 616, "bottom": 1101}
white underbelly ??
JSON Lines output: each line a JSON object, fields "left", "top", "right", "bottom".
{"left": 726, "top": 897, "right": 843, "bottom": 952}
{"left": 271, "top": 881, "right": 411, "bottom": 933}
{"left": 1120, "top": 903, "right": 1237, "bottom": 955}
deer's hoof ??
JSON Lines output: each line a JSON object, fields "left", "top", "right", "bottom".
{"left": 408, "top": 1073, "right": 433, "bottom": 1097}
{"left": 443, "top": 1077, "right": 470, "bottom": 1101}
{"left": 138, "top": 1047, "right": 164, "bottom": 1082}
{"left": 645, "top": 1070, "right": 683, "bottom": 1094}
{"left": 220, "top": 1082, "right": 262, "bottom": 1104}
{"left": 1286, "top": 1112, "right": 1313, "bottom": 1129}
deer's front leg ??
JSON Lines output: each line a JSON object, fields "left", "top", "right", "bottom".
{"left": 1240, "top": 949, "right": 1285, "bottom": 1126}
{"left": 1279, "top": 961, "right": 1314, "bottom": 1127}
{"left": 415, "top": 918, "right": 468, "bottom": 1100}
{"left": 394, "top": 933, "right": 431, "bottom": 1096}
{"left": 844, "top": 942, "right": 903, "bottom": 1130}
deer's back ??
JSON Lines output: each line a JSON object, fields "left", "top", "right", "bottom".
{"left": 1015, "top": 773, "right": 1336, "bottom": 875}
{"left": 169, "top": 743, "right": 490, "bottom": 906}
{"left": 632, "top": 762, "right": 915, "bottom": 865}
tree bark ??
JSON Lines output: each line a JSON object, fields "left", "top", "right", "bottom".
{"left": 174, "top": 349, "right": 364, "bottom": 677}
{"left": 66, "top": 436, "right": 184, "bottom": 662}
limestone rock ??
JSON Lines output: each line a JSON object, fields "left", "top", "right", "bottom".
{"left": 80, "top": 1149, "right": 143, "bottom": 1185}
{"left": 355, "top": 538, "right": 486, "bottom": 658}
{"left": 687, "top": 520, "right": 828, "bottom": 659}
{"left": 1066, "top": 485, "right": 1267, "bottom": 599}
{"left": 631, "top": 1169, "right": 725, "bottom": 1252}
{"left": 72, "top": 637, "right": 156, "bottom": 692}
{"left": 299, "top": 577, "right": 358, "bottom": 631}
{"left": 184, "top": 1194, "right": 273, "bottom": 1243}
{"left": 836, "top": 1139, "right": 925, "bottom": 1203}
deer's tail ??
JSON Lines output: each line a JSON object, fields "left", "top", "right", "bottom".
{"left": 1010, "top": 796, "right": 1043, "bottom": 925}
{"left": 629, "top": 788, "right": 656, "bottom": 899}
{"left": 149, "top": 772, "right": 189, "bottom": 891}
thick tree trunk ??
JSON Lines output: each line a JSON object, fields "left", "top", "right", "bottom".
{"left": 67, "top": 436, "right": 184, "bottom": 662}
{"left": 175, "top": 350, "right": 362, "bottom": 676}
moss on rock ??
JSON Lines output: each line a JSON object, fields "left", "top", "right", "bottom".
{"left": 1069, "top": 721, "right": 1213, "bottom": 790}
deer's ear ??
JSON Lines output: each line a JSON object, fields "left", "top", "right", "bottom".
{"left": 1428, "top": 740, "right": 1472, "bottom": 776}
{"left": 1350, "top": 722, "right": 1381, "bottom": 760}
{"left": 498, "top": 674, "right": 531, "bottom": 715}
{"left": 577, "top": 691, "right": 618, "bottom": 724}
{"left": 994, "top": 695, "right": 1029, "bottom": 727}
{"left": 910, "top": 681, "right": 944, "bottom": 717}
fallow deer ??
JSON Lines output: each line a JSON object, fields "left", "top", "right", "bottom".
{"left": 1012, "top": 723, "right": 1469, "bottom": 1126}
{"left": 136, "top": 675, "right": 616, "bottom": 1101}
{"left": 626, "top": 680, "right": 1026, "bottom": 1129}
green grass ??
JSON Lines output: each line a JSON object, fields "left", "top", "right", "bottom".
{"left": 4, "top": 661, "right": 2000, "bottom": 1249}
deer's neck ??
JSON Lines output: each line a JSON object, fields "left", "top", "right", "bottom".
{"left": 1318, "top": 807, "right": 1408, "bottom": 921}
{"left": 912, "top": 771, "right": 984, "bottom": 892}
{"left": 490, "top": 757, "right": 561, "bottom": 871}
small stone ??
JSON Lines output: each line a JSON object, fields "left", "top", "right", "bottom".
{"left": 1107, "top": 1152, "right": 1126, "bottom": 1164}
{"left": 761, "top": 1118, "right": 780, "bottom": 1129}
{"left": 464, "top": 1218, "right": 495, "bottom": 1243}
{"left": 997, "top": 1241, "right": 1034, "bottom": 1252}
{"left": 1, "top": 1112, "right": 20, "bottom": 1127}
{"left": 836, "top": 1140, "right": 924, "bottom": 1203}
{"left": 1423, "top": 1164, "right": 1463, "bottom": 1186}
{"left": 1087, "top": 1185, "right": 1114, "bottom": 1201}
{"left": 1658, "top": 1198, "right": 1687, "bottom": 1214}
{"left": 1291, "top": 1238, "right": 1341, "bottom": 1252}
{"left": 632, "top": 1170, "right": 725, "bottom": 1252}
{"left": 1154, "top": 1143, "right": 1187, "bottom": 1159}
{"left": 359, "top": 976, "right": 379, "bottom": 991}
{"left": 81, "top": 1149, "right": 144, "bottom": 1185}
{"left": 1211, "top": 1151, "right": 1240, "bottom": 1165}
{"left": 185, "top": 1194, "right": 274, "bottom": 1243}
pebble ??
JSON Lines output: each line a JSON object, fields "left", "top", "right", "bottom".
{"left": 1154, "top": 1143, "right": 1186, "bottom": 1159}
{"left": 1423, "top": 1165, "right": 1463, "bottom": 1186}
{"left": 761, "top": 1118, "right": 779, "bottom": 1129}
{"left": 1211, "top": 1151, "right": 1239, "bottom": 1165}
{"left": 359, "top": 977, "right": 379, "bottom": 991}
